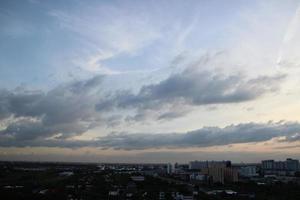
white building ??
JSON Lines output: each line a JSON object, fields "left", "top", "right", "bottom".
{"left": 167, "top": 163, "right": 173, "bottom": 174}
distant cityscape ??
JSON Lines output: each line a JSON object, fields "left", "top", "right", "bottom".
{"left": 1, "top": 158, "right": 300, "bottom": 199}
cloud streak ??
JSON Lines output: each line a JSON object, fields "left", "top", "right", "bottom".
{"left": 94, "top": 121, "right": 300, "bottom": 150}
{"left": 1, "top": 121, "right": 300, "bottom": 149}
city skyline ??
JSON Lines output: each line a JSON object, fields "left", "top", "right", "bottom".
{"left": 1, "top": 0, "right": 300, "bottom": 163}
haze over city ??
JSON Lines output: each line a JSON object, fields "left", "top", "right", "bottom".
{"left": 1, "top": 0, "right": 300, "bottom": 163}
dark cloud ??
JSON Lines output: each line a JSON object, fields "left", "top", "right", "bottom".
{"left": 0, "top": 75, "right": 105, "bottom": 140}
{"left": 92, "top": 121, "right": 300, "bottom": 150}
{"left": 96, "top": 69, "right": 285, "bottom": 121}
{"left": 157, "top": 110, "right": 188, "bottom": 120}
{"left": 1, "top": 121, "right": 300, "bottom": 149}
{"left": 0, "top": 68, "right": 287, "bottom": 147}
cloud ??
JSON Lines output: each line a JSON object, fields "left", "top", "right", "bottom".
{"left": 48, "top": 5, "right": 161, "bottom": 74}
{"left": 0, "top": 63, "right": 286, "bottom": 145}
{"left": 0, "top": 75, "right": 105, "bottom": 141}
{"left": 96, "top": 67, "right": 285, "bottom": 120}
{"left": 1, "top": 121, "right": 300, "bottom": 149}
{"left": 93, "top": 121, "right": 300, "bottom": 150}
{"left": 0, "top": 65, "right": 287, "bottom": 148}
{"left": 277, "top": 5, "right": 300, "bottom": 68}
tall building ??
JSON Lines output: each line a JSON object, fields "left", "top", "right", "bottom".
{"left": 191, "top": 160, "right": 237, "bottom": 184}
{"left": 286, "top": 158, "right": 299, "bottom": 171}
{"left": 262, "top": 160, "right": 274, "bottom": 170}
{"left": 224, "top": 168, "right": 239, "bottom": 182}
{"left": 167, "top": 163, "right": 173, "bottom": 174}
{"left": 208, "top": 166, "right": 225, "bottom": 184}
{"left": 274, "top": 161, "right": 285, "bottom": 170}
{"left": 261, "top": 158, "right": 300, "bottom": 176}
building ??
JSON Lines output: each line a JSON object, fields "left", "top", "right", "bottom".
{"left": 190, "top": 173, "right": 207, "bottom": 181}
{"left": 189, "top": 160, "right": 237, "bottom": 184}
{"left": 208, "top": 166, "right": 225, "bottom": 184}
{"left": 174, "top": 163, "right": 189, "bottom": 173}
{"left": 261, "top": 158, "right": 300, "bottom": 176}
{"left": 262, "top": 160, "right": 274, "bottom": 170}
{"left": 239, "top": 166, "right": 258, "bottom": 177}
{"left": 274, "top": 161, "right": 286, "bottom": 171}
{"left": 189, "top": 161, "right": 208, "bottom": 170}
{"left": 286, "top": 158, "right": 299, "bottom": 171}
{"left": 224, "top": 168, "right": 239, "bottom": 182}
{"left": 189, "top": 160, "right": 231, "bottom": 170}
{"left": 167, "top": 163, "right": 173, "bottom": 174}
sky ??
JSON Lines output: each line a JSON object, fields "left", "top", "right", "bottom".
{"left": 1, "top": 0, "right": 300, "bottom": 163}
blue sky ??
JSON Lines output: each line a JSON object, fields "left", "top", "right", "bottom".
{"left": 0, "top": 0, "right": 249, "bottom": 87}
{"left": 1, "top": 0, "right": 300, "bottom": 163}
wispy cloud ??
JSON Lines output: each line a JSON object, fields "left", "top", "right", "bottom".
{"left": 49, "top": 5, "right": 161, "bottom": 74}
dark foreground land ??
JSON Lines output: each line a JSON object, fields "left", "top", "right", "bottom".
{"left": 0, "top": 161, "right": 300, "bottom": 200}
